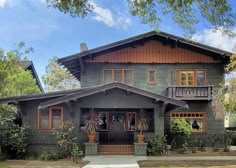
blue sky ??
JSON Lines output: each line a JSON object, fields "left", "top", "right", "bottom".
{"left": 0, "top": 0, "right": 235, "bottom": 85}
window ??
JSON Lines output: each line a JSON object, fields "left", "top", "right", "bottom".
{"left": 127, "top": 112, "right": 136, "bottom": 131}
{"left": 103, "top": 69, "right": 133, "bottom": 85}
{"left": 148, "top": 69, "right": 157, "bottom": 83}
{"left": 38, "top": 107, "right": 63, "bottom": 129}
{"left": 170, "top": 112, "right": 205, "bottom": 132}
{"left": 99, "top": 112, "right": 109, "bottom": 131}
{"left": 179, "top": 70, "right": 206, "bottom": 86}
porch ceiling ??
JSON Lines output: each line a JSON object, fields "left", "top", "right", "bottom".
{"left": 38, "top": 82, "right": 188, "bottom": 110}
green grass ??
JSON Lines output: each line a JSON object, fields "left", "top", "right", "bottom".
{"left": 0, "top": 163, "right": 9, "bottom": 168}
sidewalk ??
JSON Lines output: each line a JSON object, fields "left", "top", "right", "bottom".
{"left": 83, "top": 155, "right": 146, "bottom": 168}
{"left": 83, "top": 155, "right": 236, "bottom": 168}
{"left": 147, "top": 156, "right": 236, "bottom": 160}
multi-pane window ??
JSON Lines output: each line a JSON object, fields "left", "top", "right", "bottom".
{"left": 99, "top": 112, "right": 109, "bottom": 131}
{"left": 170, "top": 112, "right": 205, "bottom": 132}
{"left": 104, "top": 69, "right": 133, "bottom": 85}
{"left": 127, "top": 112, "right": 136, "bottom": 131}
{"left": 179, "top": 70, "right": 205, "bottom": 86}
{"left": 148, "top": 69, "right": 157, "bottom": 83}
{"left": 38, "top": 107, "right": 63, "bottom": 129}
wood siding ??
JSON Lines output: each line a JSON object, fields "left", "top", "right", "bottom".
{"left": 84, "top": 40, "right": 220, "bottom": 64}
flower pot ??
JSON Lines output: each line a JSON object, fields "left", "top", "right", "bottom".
{"left": 88, "top": 134, "right": 96, "bottom": 143}
{"left": 137, "top": 134, "right": 145, "bottom": 143}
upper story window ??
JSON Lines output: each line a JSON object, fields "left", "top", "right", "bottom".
{"left": 104, "top": 69, "right": 133, "bottom": 85}
{"left": 179, "top": 70, "right": 206, "bottom": 86}
{"left": 38, "top": 107, "right": 63, "bottom": 130}
{"left": 148, "top": 69, "right": 157, "bottom": 84}
{"left": 170, "top": 112, "right": 206, "bottom": 133}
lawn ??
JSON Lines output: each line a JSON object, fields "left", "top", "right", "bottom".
{"left": 0, "top": 159, "right": 88, "bottom": 168}
{"left": 138, "top": 160, "right": 236, "bottom": 168}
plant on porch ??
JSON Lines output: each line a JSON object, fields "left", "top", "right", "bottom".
{"left": 137, "top": 112, "right": 149, "bottom": 143}
{"left": 85, "top": 109, "right": 102, "bottom": 143}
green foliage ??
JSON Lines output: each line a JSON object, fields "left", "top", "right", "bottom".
{"left": 45, "top": 0, "right": 235, "bottom": 37}
{"left": 85, "top": 109, "right": 102, "bottom": 135}
{"left": 42, "top": 56, "right": 80, "bottom": 92}
{"left": 147, "top": 134, "right": 167, "bottom": 156}
{"left": 71, "top": 144, "right": 84, "bottom": 163}
{"left": 128, "top": 0, "right": 235, "bottom": 37}
{"left": 0, "top": 42, "right": 39, "bottom": 159}
{"left": 171, "top": 119, "right": 192, "bottom": 137}
{"left": 46, "top": 0, "right": 93, "bottom": 18}
{"left": 52, "top": 121, "right": 77, "bottom": 156}
{"left": 39, "top": 150, "right": 59, "bottom": 161}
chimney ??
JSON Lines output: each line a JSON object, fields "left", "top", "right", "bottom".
{"left": 80, "top": 42, "right": 88, "bottom": 52}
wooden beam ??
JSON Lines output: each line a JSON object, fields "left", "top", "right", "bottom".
{"left": 78, "top": 57, "right": 84, "bottom": 73}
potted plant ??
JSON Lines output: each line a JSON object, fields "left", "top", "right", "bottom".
{"left": 137, "top": 112, "right": 149, "bottom": 143}
{"left": 85, "top": 109, "right": 102, "bottom": 143}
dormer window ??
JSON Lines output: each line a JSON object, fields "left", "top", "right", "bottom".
{"left": 104, "top": 69, "right": 133, "bottom": 85}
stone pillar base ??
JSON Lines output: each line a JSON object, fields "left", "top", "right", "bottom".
{"left": 84, "top": 143, "right": 98, "bottom": 156}
{"left": 134, "top": 143, "right": 148, "bottom": 156}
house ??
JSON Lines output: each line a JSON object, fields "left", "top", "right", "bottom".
{"left": 0, "top": 31, "right": 232, "bottom": 155}
{"left": 18, "top": 61, "right": 44, "bottom": 92}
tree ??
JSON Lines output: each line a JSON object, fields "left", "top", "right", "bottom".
{"left": 0, "top": 42, "right": 40, "bottom": 158}
{"left": 45, "top": 0, "right": 235, "bottom": 37}
{"left": 42, "top": 56, "right": 80, "bottom": 92}
{"left": 212, "top": 51, "right": 236, "bottom": 119}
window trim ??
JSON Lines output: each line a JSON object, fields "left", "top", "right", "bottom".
{"left": 126, "top": 112, "right": 137, "bottom": 132}
{"left": 178, "top": 69, "right": 206, "bottom": 86}
{"left": 103, "top": 69, "right": 133, "bottom": 84}
{"left": 147, "top": 69, "right": 157, "bottom": 84}
{"left": 37, "top": 106, "right": 64, "bottom": 130}
{"left": 170, "top": 112, "right": 206, "bottom": 133}
{"left": 99, "top": 112, "right": 109, "bottom": 131}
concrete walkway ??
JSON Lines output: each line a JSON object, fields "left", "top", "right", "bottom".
{"left": 83, "top": 155, "right": 236, "bottom": 168}
{"left": 147, "top": 156, "right": 236, "bottom": 160}
{"left": 82, "top": 155, "right": 146, "bottom": 168}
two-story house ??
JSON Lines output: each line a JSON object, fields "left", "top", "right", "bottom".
{"left": 0, "top": 31, "right": 231, "bottom": 155}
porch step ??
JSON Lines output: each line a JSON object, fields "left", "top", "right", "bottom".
{"left": 98, "top": 144, "right": 134, "bottom": 155}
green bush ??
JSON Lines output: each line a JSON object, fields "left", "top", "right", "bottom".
{"left": 147, "top": 135, "right": 167, "bottom": 156}
{"left": 39, "top": 150, "right": 59, "bottom": 161}
{"left": 71, "top": 144, "right": 84, "bottom": 163}
{"left": 52, "top": 121, "right": 77, "bottom": 156}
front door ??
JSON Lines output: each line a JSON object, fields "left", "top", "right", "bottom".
{"left": 109, "top": 112, "right": 125, "bottom": 143}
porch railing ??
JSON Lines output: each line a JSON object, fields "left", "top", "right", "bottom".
{"left": 167, "top": 85, "right": 213, "bottom": 100}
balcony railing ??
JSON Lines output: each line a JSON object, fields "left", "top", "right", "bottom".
{"left": 167, "top": 85, "right": 213, "bottom": 100}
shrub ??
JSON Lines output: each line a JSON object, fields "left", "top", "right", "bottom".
{"left": 147, "top": 135, "right": 167, "bottom": 156}
{"left": 39, "top": 150, "right": 58, "bottom": 161}
{"left": 170, "top": 119, "right": 192, "bottom": 147}
{"left": 71, "top": 144, "right": 84, "bottom": 163}
{"left": 52, "top": 121, "right": 77, "bottom": 156}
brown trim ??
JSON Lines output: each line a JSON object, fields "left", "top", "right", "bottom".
{"left": 103, "top": 69, "right": 133, "bottom": 84}
{"left": 37, "top": 106, "right": 64, "bottom": 130}
{"left": 178, "top": 69, "right": 206, "bottom": 86}
{"left": 170, "top": 112, "right": 206, "bottom": 133}
{"left": 126, "top": 112, "right": 137, "bottom": 132}
{"left": 147, "top": 69, "right": 157, "bottom": 84}
{"left": 99, "top": 112, "right": 109, "bottom": 131}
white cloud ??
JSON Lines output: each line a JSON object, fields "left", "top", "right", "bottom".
{"left": 0, "top": 0, "right": 6, "bottom": 8}
{"left": 90, "top": 1, "right": 131, "bottom": 29}
{"left": 192, "top": 28, "right": 236, "bottom": 52}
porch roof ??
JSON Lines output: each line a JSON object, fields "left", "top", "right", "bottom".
{"left": 38, "top": 82, "right": 188, "bottom": 110}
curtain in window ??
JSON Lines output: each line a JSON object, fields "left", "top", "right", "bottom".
{"left": 52, "top": 109, "right": 61, "bottom": 129}
{"left": 40, "top": 110, "right": 49, "bottom": 129}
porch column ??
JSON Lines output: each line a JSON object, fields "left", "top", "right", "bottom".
{"left": 154, "top": 104, "right": 164, "bottom": 135}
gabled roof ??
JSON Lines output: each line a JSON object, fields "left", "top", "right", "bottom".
{"left": 58, "top": 31, "right": 232, "bottom": 80}
{"left": 18, "top": 61, "right": 44, "bottom": 92}
{"left": 38, "top": 82, "right": 188, "bottom": 110}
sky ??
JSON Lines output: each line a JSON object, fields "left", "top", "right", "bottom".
{"left": 0, "top": 0, "right": 236, "bottom": 87}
